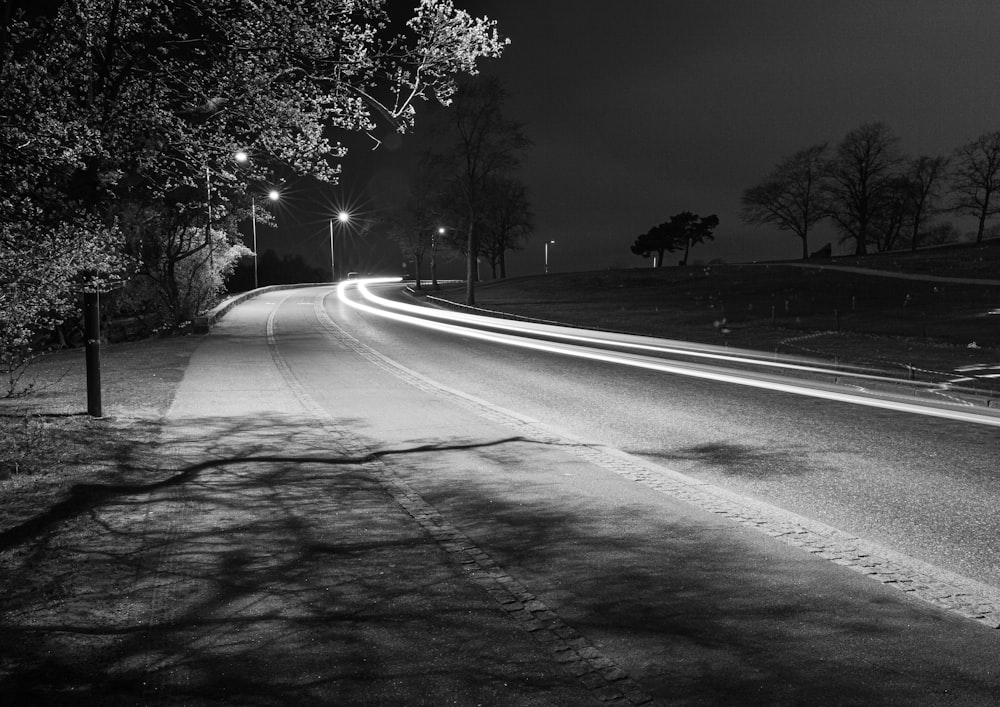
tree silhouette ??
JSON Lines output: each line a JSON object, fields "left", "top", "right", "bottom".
{"left": 631, "top": 212, "right": 719, "bottom": 267}
{"left": 950, "top": 131, "right": 1000, "bottom": 244}
{"left": 741, "top": 144, "right": 828, "bottom": 259}
{"left": 823, "top": 122, "right": 901, "bottom": 255}
{"left": 421, "top": 77, "right": 531, "bottom": 305}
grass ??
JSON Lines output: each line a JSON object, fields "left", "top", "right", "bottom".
{"left": 429, "top": 239, "right": 1000, "bottom": 390}
{"left": 0, "top": 335, "right": 201, "bottom": 531}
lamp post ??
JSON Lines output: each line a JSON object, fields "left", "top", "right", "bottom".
{"left": 433, "top": 227, "right": 444, "bottom": 290}
{"left": 248, "top": 189, "right": 280, "bottom": 289}
{"left": 544, "top": 240, "right": 555, "bottom": 274}
{"left": 205, "top": 166, "right": 213, "bottom": 266}
{"left": 235, "top": 152, "right": 281, "bottom": 290}
{"left": 330, "top": 211, "right": 349, "bottom": 281}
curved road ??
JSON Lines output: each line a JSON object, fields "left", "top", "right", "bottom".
{"left": 329, "top": 280, "right": 1000, "bottom": 590}
{"left": 209, "top": 282, "right": 1000, "bottom": 703}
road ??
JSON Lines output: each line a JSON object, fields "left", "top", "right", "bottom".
{"left": 331, "top": 279, "right": 1000, "bottom": 592}
{"left": 8, "top": 280, "right": 1000, "bottom": 705}
{"left": 164, "top": 280, "right": 1000, "bottom": 704}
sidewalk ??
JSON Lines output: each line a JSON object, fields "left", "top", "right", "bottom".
{"left": 2, "top": 290, "right": 999, "bottom": 705}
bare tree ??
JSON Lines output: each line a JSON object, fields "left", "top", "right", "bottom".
{"left": 870, "top": 174, "right": 912, "bottom": 252}
{"left": 384, "top": 175, "right": 450, "bottom": 291}
{"left": 479, "top": 176, "right": 533, "bottom": 279}
{"left": 823, "top": 122, "right": 901, "bottom": 255}
{"left": 423, "top": 77, "right": 531, "bottom": 305}
{"left": 741, "top": 143, "right": 828, "bottom": 259}
{"left": 950, "top": 131, "right": 1000, "bottom": 244}
{"left": 905, "top": 155, "right": 949, "bottom": 251}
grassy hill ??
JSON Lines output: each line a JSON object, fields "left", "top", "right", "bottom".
{"left": 431, "top": 240, "right": 1000, "bottom": 391}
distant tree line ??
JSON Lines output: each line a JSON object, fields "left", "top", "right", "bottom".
{"left": 630, "top": 211, "right": 719, "bottom": 267}
{"left": 383, "top": 76, "right": 533, "bottom": 304}
{"left": 741, "top": 121, "right": 1000, "bottom": 258}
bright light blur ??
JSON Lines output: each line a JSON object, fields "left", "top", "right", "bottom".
{"left": 268, "top": 189, "right": 280, "bottom": 201}
{"left": 333, "top": 278, "right": 1000, "bottom": 428}
{"left": 338, "top": 211, "right": 350, "bottom": 223}
{"left": 235, "top": 151, "right": 248, "bottom": 163}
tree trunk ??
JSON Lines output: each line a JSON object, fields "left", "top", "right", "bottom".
{"left": 977, "top": 201, "right": 989, "bottom": 243}
{"left": 800, "top": 233, "right": 809, "bottom": 260}
{"left": 855, "top": 224, "right": 868, "bottom": 255}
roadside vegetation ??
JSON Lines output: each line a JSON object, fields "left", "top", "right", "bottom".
{"left": 1, "top": 0, "right": 507, "bottom": 395}
{"left": 433, "top": 239, "right": 1000, "bottom": 391}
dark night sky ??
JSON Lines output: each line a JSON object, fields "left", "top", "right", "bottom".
{"left": 265, "top": 1, "right": 1000, "bottom": 279}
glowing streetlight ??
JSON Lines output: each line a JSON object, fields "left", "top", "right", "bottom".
{"left": 430, "top": 227, "right": 445, "bottom": 290}
{"left": 330, "top": 211, "right": 350, "bottom": 281}
{"left": 544, "top": 239, "right": 556, "bottom": 274}
{"left": 250, "top": 189, "right": 280, "bottom": 289}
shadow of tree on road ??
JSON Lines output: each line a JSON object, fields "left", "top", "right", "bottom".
{"left": 0, "top": 415, "right": 589, "bottom": 706}
{"left": 643, "top": 441, "right": 811, "bottom": 478}
{"left": 0, "top": 415, "right": 997, "bottom": 706}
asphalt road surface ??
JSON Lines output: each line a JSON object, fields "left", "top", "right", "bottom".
{"left": 7, "top": 281, "right": 1000, "bottom": 706}
{"left": 330, "top": 280, "right": 1000, "bottom": 591}
{"left": 192, "top": 282, "right": 1000, "bottom": 704}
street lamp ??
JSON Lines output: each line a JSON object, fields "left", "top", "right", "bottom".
{"left": 544, "top": 240, "right": 556, "bottom": 274}
{"left": 432, "top": 227, "right": 444, "bottom": 290}
{"left": 330, "top": 210, "right": 350, "bottom": 281}
{"left": 250, "top": 189, "right": 280, "bottom": 289}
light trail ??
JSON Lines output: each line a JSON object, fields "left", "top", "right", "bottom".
{"left": 336, "top": 278, "right": 1000, "bottom": 428}
{"left": 351, "top": 280, "right": 898, "bottom": 380}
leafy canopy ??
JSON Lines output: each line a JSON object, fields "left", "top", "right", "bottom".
{"left": 0, "top": 0, "right": 508, "bottom": 382}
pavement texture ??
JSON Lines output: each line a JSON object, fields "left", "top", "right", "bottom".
{"left": 2, "top": 287, "right": 999, "bottom": 705}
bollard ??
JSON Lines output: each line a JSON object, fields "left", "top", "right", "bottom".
{"left": 84, "top": 290, "right": 102, "bottom": 417}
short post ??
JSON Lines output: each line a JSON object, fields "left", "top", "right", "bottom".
{"left": 84, "top": 290, "right": 102, "bottom": 417}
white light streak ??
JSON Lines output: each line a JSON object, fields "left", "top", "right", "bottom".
{"left": 335, "top": 278, "right": 1000, "bottom": 428}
